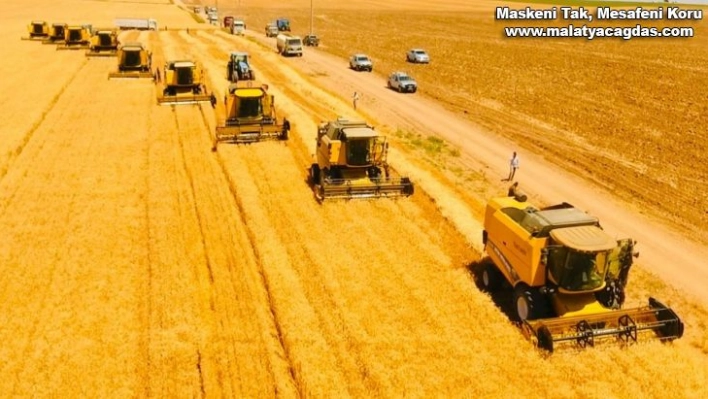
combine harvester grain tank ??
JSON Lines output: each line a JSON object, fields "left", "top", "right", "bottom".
{"left": 212, "top": 81, "right": 289, "bottom": 149}
{"left": 479, "top": 189, "right": 684, "bottom": 352}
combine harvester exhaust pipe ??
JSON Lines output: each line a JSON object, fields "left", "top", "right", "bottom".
{"left": 523, "top": 297, "right": 684, "bottom": 352}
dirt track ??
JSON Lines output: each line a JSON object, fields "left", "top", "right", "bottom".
{"left": 1, "top": 0, "right": 707, "bottom": 397}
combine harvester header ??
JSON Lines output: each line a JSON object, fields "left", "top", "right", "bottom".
{"left": 480, "top": 191, "right": 684, "bottom": 352}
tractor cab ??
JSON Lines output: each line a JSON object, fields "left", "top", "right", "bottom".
{"left": 227, "top": 52, "right": 254, "bottom": 82}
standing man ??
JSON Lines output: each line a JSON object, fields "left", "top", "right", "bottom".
{"left": 508, "top": 151, "right": 520, "bottom": 181}
{"left": 352, "top": 91, "right": 360, "bottom": 110}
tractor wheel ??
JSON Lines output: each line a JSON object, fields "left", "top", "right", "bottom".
{"left": 480, "top": 260, "right": 503, "bottom": 292}
{"left": 513, "top": 284, "right": 550, "bottom": 321}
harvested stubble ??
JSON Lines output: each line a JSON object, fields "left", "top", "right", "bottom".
{"left": 0, "top": 0, "right": 706, "bottom": 397}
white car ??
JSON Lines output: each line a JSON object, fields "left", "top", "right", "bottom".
{"left": 406, "top": 48, "right": 430, "bottom": 64}
{"left": 387, "top": 71, "right": 417, "bottom": 93}
{"left": 349, "top": 54, "right": 373, "bottom": 72}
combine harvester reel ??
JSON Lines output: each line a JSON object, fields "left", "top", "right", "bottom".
{"left": 521, "top": 297, "right": 684, "bottom": 352}
{"left": 156, "top": 60, "right": 213, "bottom": 106}
{"left": 480, "top": 192, "right": 684, "bottom": 353}
{"left": 108, "top": 42, "right": 154, "bottom": 79}
{"left": 21, "top": 21, "right": 50, "bottom": 41}
{"left": 309, "top": 118, "right": 415, "bottom": 201}
{"left": 213, "top": 81, "right": 289, "bottom": 149}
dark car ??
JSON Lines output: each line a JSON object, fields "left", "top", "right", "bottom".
{"left": 304, "top": 34, "right": 319, "bottom": 47}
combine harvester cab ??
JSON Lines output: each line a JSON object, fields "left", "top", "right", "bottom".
{"left": 309, "top": 118, "right": 414, "bottom": 201}
{"left": 42, "top": 23, "right": 67, "bottom": 44}
{"left": 157, "top": 60, "right": 213, "bottom": 105}
{"left": 212, "top": 81, "right": 289, "bottom": 149}
{"left": 480, "top": 193, "right": 684, "bottom": 352}
{"left": 86, "top": 29, "right": 119, "bottom": 57}
{"left": 108, "top": 42, "right": 153, "bottom": 79}
{"left": 227, "top": 51, "right": 255, "bottom": 82}
{"left": 57, "top": 25, "right": 91, "bottom": 50}
{"left": 22, "top": 21, "right": 50, "bottom": 40}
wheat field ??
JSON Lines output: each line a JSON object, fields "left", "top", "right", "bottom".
{"left": 0, "top": 0, "right": 707, "bottom": 397}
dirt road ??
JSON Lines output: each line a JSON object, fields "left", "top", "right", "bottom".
{"left": 1, "top": 0, "right": 706, "bottom": 396}
{"left": 236, "top": 26, "right": 708, "bottom": 306}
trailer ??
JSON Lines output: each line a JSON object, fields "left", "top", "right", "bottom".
{"left": 114, "top": 18, "right": 158, "bottom": 31}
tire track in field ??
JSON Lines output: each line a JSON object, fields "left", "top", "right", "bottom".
{"left": 0, "top": 57, "right": 89, "bottom": 209}
{"left": 196, "top": 23, "right": 708, "bottom": 398}
{"left": 195, "top": 29, "right": 486, "bottom": 248}
{"left": 0, "top": 54, "right": 153, "bottom": 395}
{"left": 179, "top": 29, "right": 558, "bottom": 396}
{"left": 185, "top": 31, "right": 514, "bottom": 395}
{"left": 157, "top": 30, "right": 298, "bottom": 397}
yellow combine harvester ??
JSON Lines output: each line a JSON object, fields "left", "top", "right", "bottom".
{"left": 309, "top": 118, "right": 414, "bottom": 201}
{"left": 57, "top": 25, "right": 91, "bottom": 50}
{"left": 212, "top": 81, "right": 289, "bottom": 149}
{"left": 480, "top": 190, "right": 683, "bottom": 352}
{"left": 86, "top": 29, "right": 119, "bottom": 57}
{"left": 108, "top": 42, "right": 153, "bottom": 79}
{"left": 42, "top": 23, "right": 67, "bottom": 44}
{"left": 157, "top": 60, "right": 212, "bottom": 105}
{"left": 21, "top": 21, "right": 49, "bottom": 40}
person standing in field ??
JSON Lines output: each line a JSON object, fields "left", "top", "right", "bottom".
{"left": 507, "top": 151, "right": 520, "bottom": 181}
{"left": 352, "top": 91, "right": 360, "bottom": 110}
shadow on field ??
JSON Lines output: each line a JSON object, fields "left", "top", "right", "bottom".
{"left": 467, "top": 258, "right": 521, "bottom": 324}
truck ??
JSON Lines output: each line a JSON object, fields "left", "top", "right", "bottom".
{"left": 276, "top": 33, "right": 303, "bottom": 57}
{"left": 265, "top": 23, "right": 279, "bottom": 37}
{"left": 231, "top": 19, "right": 245, "bottom": 35}
{"left": 115, "top": 18, "right": 157, "bottom": 31}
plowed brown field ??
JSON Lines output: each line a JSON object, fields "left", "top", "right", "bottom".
{"left": 1, "top": 0, "right": 707, "bottom": 397}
